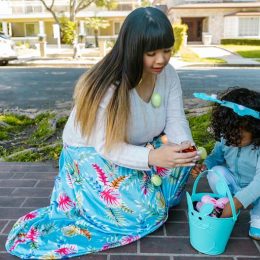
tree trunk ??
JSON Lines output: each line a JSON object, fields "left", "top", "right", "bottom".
{"left": 94, "top": 29, "right": 99, "bottom": 47}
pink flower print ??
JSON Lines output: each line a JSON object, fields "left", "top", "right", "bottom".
{"left": 121, "top": 235, "right": 140, "bottom": 245}
{"left": 92, "top": 164, "right": 109, "bottom": 186}
{"left": 156, "top": 167, "right": 169, "bottom": 177}
{"left": 100, "top": 188, "right": 120, "bottom": 206}
{"left": 21, "top": 211, "right": 38, "bottom": 222}
{"left": 26, "top": 227, "right": 40, "bottom": 242}
{"left": 102, "top": 244, "right": 111, "bottom": 251}
{"left": 54, "top": 244, "right": 78, "bottom": 256}
{"left": 9, "top": 233, "right": 26, "bottom": 252}
{"left": 57, "top": 193, "right": 75, "bottom": 212}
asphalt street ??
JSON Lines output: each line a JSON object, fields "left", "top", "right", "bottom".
{"left": 0, "top": 67, "right": 260, "bottom": 110}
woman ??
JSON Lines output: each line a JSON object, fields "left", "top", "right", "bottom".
{"left": 6, "top": 7, "right": 200, "bottom": 259}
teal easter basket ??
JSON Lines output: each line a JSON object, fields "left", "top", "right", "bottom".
{"left": 186, "top": 170, "right": 239, "bottom": 255}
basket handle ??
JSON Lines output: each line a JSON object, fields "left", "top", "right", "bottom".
{"left": 192, "top": 170, "right": 238, "bottom": 221}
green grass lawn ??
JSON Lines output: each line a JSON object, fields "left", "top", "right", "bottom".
{"left": 178, "top": 47, "right": 226, "bottom": 64}
{"left": 0, "top": 112, "right": 215, "bottom": 162}
{"left": 220, "top": 45, "right": 260, "bottom": 58}
{"left": 0, "top": 113, "right": 66, "bottom": 162}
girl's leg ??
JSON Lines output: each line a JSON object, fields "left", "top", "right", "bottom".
{"left": 249, "top": 198, "right": 260, "bottom": 240}
{"left": 207, "top": 166, "right": 241, "bottom": 195}
{"left": 207, "top": 166, "right": 260, "bottom": 240}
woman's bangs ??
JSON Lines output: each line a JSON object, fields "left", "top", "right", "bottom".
{"left": 144, "top": 25, "right": 174, "bottom": 52}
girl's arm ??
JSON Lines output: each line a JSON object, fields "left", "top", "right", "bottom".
{"left": 234, "top": 154, "right": 260, "bottom": 208}
{"left": 204, "top": 141, "right": 225, "bottom": 169}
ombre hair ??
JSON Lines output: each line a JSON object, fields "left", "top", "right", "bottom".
{"left": 73, "top": 7, "right": 174, "bottom": 151}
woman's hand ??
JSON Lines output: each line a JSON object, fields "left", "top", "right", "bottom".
{"left": 220, "top": 197, "right": 243, "bottom": 218}
{"left": 191, "top": 164, "right": 207, "bottom": 178}
{"left": 148, "top": 142, "right": 200, "bottom": 168}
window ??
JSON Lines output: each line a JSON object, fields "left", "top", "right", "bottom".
{"left": 114, "top": 22, "right": 121, "bottom": 35}
{"left": 239, "top": 17, "right": 259, "bottom": 36}
{"left": 25, "top": 23, "right": 38, "bottom": 36}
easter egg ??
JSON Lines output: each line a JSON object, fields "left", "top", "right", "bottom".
{"left": 182, "top": 145, "right": 197, "bottom": 153}
{"left": 151, "top": 175, "right": 162, "bottom": 186}
{"left": 161, "top": 135, "right": 168, "bottom": 144}
{"left": 151, "top": 93, "right": 161, "bottom": 108}
{"left": 197, "top": 146, "right": 207, "bottom": 160}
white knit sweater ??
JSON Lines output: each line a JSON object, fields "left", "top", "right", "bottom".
{"left": 63, "top": 64, "right": 193, "bottom": 170}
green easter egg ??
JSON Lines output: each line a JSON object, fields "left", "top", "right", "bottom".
{"left": 151, "top": 175, "right": 162, "bottom": 186}
{"left": 198, "top": 146, "right": 207, "bottom": 160}
{"left": 151, "top": 93, "right": 161, "bottom": 108}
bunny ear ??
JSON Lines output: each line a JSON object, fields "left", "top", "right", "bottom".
{"left": 193, "top": 92, "right": 260, "bottom": 119}
{"left": 193, "top": 93, "right": 222, "bottom": 104}
{"left": 200, "top": 203, "right": 214, "bottom": 216}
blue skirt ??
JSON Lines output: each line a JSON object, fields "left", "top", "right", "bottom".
{"left": 6, "top": 143, "right": 191, "bottom": 259}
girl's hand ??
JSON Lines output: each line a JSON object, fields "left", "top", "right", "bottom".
{"left": 191, "top": 164, "right": 207, "bottom": 178}
{"left": 220, "top": 197, "right": 243, "bottom": 218}
{"left": 148, "top": 142, "right": 200, "bottom": 168}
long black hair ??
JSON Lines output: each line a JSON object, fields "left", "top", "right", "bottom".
{"left": 211, "top": 87, "right": 260, "bottom": 147}
{"left": 105, "top": 6, "right": 175, "bottom": 88}
{"left": 74, "top": 7, "right": 175, "bottom": 150}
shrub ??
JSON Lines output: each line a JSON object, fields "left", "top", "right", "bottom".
{"left": 59, "top": 17, "right": 76, "bottom": 45}
{"left": 221, "top": 38, "right": 260, "bottom": 46}
{"left": 172, "top": 23, "right": 188, "bottom": 55}
{"left": 15, "top": 41, "right": 23, "bottom": 46}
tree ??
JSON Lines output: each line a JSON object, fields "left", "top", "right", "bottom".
{"left": 85, "top": 17, "right": 110, "bottom": 47}
{"left": 39, "top": 0, "right": 117, "bottom": 24}
{"left": 39, "top": 0, "right": 117, "bottom": 44}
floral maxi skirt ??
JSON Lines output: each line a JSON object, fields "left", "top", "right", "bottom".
{"left": 6, "top": 144, "right": 191, "bottom": 259}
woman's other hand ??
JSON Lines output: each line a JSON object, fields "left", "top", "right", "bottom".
{"left": 191, "top": 164, "right": 207, "bottom": 178}
{"left": 148, "top": 142, "right": 200, "bottom": 168}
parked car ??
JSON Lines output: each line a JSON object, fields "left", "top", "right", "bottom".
{"left": 0, "top": 32, "right": 17, "bottom": 65}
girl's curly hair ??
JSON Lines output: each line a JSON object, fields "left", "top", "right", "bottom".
{"left": 211, "top": 87, "right": 260, "bottom": 147}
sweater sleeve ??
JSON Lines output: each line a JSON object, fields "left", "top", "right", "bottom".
{"left": 88, "top": 88, "right": 151, "bottom": 171}
{"left": 204, "top": 141, "right": 226, "bottom": 169}
{"left": 235, "top": 155, "right": 260, "bottom": 208}
{"left": 163, "top": 66, "right": 193, "bottom": 144}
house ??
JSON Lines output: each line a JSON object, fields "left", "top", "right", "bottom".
{"left": 166, "top": 0, "right": 260, "bottom": 44}
{"left": 0, "top": 0, "right": 141, "bottom": 46}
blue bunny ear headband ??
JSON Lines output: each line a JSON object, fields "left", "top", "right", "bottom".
{"left": 193, "top": 92, "right": 260, "bottom": 120}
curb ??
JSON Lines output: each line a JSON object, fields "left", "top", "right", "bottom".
{"left": 185, "top": 63, "right": 260, "bottom": 68}
{"left": 6, "top": 62, "right": 260, "bottom": 68}
{"left": 8, "top": 62, "right": 93, "bottom": 68}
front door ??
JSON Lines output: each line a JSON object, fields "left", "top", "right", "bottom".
{"left": 182, "top": 17, "right": 204, "bottom": 42}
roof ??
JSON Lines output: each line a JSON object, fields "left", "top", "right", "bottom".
{"left": 225, "top": 11, "right": 260, "bottom": 16}
{"left": 168, "top": 2, "right": 260, "bottom": 10}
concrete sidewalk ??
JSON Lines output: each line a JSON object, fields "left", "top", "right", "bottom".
{"left": 189, "top": 45, "right": 260, "bottom": 66}
{"left": 0, "top": 162, "right": 260, "bottom": 259}
{"left": 8, "top": 45, "right": 260, "bottom": 68}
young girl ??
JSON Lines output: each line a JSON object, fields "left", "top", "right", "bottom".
{"left": 192, "top": 87, "right": 260, "bottom": 240}
{"left": 6, "top": 7, "right": 199, "bottom": 259}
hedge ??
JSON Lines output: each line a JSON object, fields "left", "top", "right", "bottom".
{"left": 221, "top": 38, "right": 260, "bottom": 45}
{"left": 172, "top": 23, "right": 188, "bottom": 54}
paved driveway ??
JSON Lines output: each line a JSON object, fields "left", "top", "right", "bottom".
{"left": 0, "top": 162, "right": 260, "bottom": 259}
